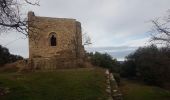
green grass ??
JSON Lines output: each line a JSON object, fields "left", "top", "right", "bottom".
{"left": 120, "top": 79, "right": 170, "bottom": 100}
{"left": 0, "top": 68, "right": 108, "bottom": 100}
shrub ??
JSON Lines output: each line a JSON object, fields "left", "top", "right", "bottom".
{"left": 0, "top": 45, "right": 23, "bottom": 66}
{"left": 114, "top": 73, "right": 121, "bottom": 86}
{"left": 122, "top": 45, "right": 170, "bottom": 86}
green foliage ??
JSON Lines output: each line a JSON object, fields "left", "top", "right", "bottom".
{"left": 113, "top": 73, "right": 121, "bottom": 86}
{"left": 122, "top": 45, "right": 170, "bottom": 86}
{"left": 90, "top": 52, "right": 113, "bottom": 69}
{"left": 110, "top": 59, "right": 121, "bottom": 73}
{"left": 87, "top": 52, "right": 121, "bottom": 73}
{"left": 0, "top": 45, "right": 23, "bottom": 66}
{"left": 120, "top": 60, "right": 136, "bottom": 78}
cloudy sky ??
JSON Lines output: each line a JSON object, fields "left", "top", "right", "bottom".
{"left": 0, "top": 0, "right": 170, "bottom": 60}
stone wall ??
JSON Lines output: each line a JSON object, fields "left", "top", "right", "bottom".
{"left": 28, "top": 11, "right": 83, "bottom": 58}
{"left": 28, "top": 11, "right": 85, "bottom": 69}
{"left": 27, "top": 57, "right": 85, "bottom": 70}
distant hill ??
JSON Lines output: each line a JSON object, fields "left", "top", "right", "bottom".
{"left": 85, "top": 46, "right": 137, "bottom": 61}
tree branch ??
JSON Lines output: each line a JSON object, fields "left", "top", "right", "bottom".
{"left": 151, "top": 10, "right": 170, "bottom": 45}
{"left": 0, "top": 22, "right": 19, "bottom": 28}
{"left": 25, "top": 0, "right": 40, "bottom": 6}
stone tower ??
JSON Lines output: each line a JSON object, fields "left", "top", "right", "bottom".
{"left": 28, "top": 11, "right": 85, "bottom": 70}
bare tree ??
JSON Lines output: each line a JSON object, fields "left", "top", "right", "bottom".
{"left": 0, "top": 0, "right": 39, "bottom": 35}
{"left": 83, "top": 32, "right": 92, "bottom": 46}
{"left": 25, "top": 0, "right": 39, "bottom": 6}
{"left": 151, "top": 10, "right": 170, "bottom": 46}
{"left": 72, "top": 31, "right": 92, "bottom": 58}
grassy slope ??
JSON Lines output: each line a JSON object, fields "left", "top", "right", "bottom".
{"left": 0, "top": 68, "right": 108, "bottom": 100}
{"left": 120, "top": 79, "right": 170, "bottom": 100}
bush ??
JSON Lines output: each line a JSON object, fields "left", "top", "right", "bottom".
{"left": 120, "top": 60, "right": 136, "bottom": 78}
{"left": 114, "top": 73, "right": 121, "bottom": 86}
{"left": 122, "top": 45, "right": 170, "bottom": 86}
{"left": 87, "top": 52, "right": 121, "bottom": 73}
{"left": 90, "top": 52, "right": 113, "bottom": 69}
{"left": 110, "top": 59, "right": 121, "bottom": 73}
{"left": 0, "top": 45, "right": 23, "bottom": 66}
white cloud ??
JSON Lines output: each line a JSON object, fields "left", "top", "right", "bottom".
{"left": 0, "top": 0, "right": 170, "bottom": 60}
{"left": 118, "top": 37, "right": 151, "bottom": 47}
{"left": 0, "top": 32, "right": 29, "bottom": 58}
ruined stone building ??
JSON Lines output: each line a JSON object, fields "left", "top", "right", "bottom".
{"left": 28, "top": 11, "right": 85, "bottom": 70}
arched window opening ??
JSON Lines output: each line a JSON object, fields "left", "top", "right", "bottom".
{"left": 49, "top": 32, "right": 57, "bottom": 46}
{"left": 50, "top": 35, "right": 56, "bottom": 46}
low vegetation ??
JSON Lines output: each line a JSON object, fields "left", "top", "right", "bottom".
{"left": 120, "top": 45, "right": 170, "bottom": 88}
{"left": 0, "top": 68, "right": 108, "bottom": 100}
{"left": 0, "top": 45, "right": 23, "bottom": 66}
{"left": 120, "top": 79, "right": 170, "bottom": 100}
{"left": 87, "top": 52, "right": 120, "bottom": 71}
